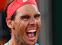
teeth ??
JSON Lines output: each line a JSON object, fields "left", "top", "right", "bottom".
{"left": 28, "top": 33, "right": 34, "bottom": 38}
{"left": 26, "top": 30, "right": 36, "bottom": 38}
{"left": 27, "top": 30, "right": 36, "bottom": 32}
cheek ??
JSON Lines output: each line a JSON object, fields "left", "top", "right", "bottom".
{"left": 37, "top": 19, "right": 41, "bottom": 26}
{"left": 14, "top": 21, "right": 28, "bottom": 37}
{"left": 37, "top": 19, "right": 41, "bottom": 31}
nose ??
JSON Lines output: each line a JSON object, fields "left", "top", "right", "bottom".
{"left": 29, "top": 17, "right": 37, "bottom": 26}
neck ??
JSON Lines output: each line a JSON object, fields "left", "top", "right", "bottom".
{"left": 9, "top": 36, "right": 23, "bottom": 45}
{"left": 9, "top": 31, "right": 23, "bottom": 45}
{"left": 9, "top": 31, "right": 26, "bottom": 45}
{"left": 9, "top": 30, "right": 35, "bottom": 45}
{"left": 9, "top": 39, "right": 34, "bottom": 45}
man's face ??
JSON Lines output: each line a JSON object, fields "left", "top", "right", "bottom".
{"left": 12, "top": 4, "right": 41, "bottom": 45}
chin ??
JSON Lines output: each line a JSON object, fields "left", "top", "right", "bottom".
{"left": 23, "top": 35, "right": 38, "bottom": 45}
{"left": 25, "top": 40, "right": 37, "bottom": 45}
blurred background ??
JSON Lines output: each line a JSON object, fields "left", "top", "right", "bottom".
{"left": 0, "top": 0, "right": 52, "bottom": 45}
{"left": 37, "top": 0, "right": 52, "bottom": 45}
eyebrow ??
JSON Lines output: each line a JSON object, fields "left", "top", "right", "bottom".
{"left": 34, "top": 14, "right": 40, "bottom": 17}
{"left": 20, "top": 15, "right": 30, "bottom": 19}
{"left": 20, "top": 13, "right": 40, "bottom": 18}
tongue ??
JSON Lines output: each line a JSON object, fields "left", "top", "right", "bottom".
{"left": 27, "top": 32, "right": 35, "bottom": 38}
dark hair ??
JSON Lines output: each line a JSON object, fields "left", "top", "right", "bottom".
{"left": 3, "top": 7, "right": 16, "bottom": 42}
{"left": 11, "top": 11, "right": 16, "bottom": 20}
{"left": 5, "top": 0, "right": 16, "bottom": 20}
{"left": 4, "top": 0, "right": 16, "bottom": 33}
{"left": 5, "top": 9, "right": 16, "bottom": 21}
{"left": 1, "top": 0, "right": 15, "bottom": 42}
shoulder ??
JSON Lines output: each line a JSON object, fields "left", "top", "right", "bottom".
{"left": 35, "top": 43, "right": 39, "bottom": 45}
{"left": 4, "top": 42, "right": 9, "bottom": 45}
{"left": 4, "top": 42, "right": 39, "bottom": 45}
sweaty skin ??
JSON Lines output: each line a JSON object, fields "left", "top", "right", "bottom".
{"left": 7, "top": 4, "right": 41, "bottom": 45}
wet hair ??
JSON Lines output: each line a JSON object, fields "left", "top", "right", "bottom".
{"left": 11, "top": 11, "right": 16, "bottom": 20}
{"left": 5, "top": 8, "right": 16, "bottom": 20}
{"left": 1, "top": 0, "right": 16, "bottom": 42}
{"left": 3, "top": 0, "right": 16, "bottom": 34}
{"left": 4, "top": 0, "right": 16, "bottom": 20}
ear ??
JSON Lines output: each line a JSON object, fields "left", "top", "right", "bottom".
{"left": 6, "top": 19, "right": 14, "bottom": 29}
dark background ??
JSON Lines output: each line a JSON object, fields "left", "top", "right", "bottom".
{"left": 53, "top": 0, "right": 62, "bottom": 45}
{"left": 52, "top": 0, "right": 62, "bottom": 45}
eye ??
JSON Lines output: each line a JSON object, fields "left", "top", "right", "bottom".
{"left": 34, "top": 14, "right": 40, "bottom": 19}
{"left": 20, "top": 15, "right": 30, "bottom": 20}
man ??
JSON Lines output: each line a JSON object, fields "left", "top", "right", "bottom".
{"left": 4, "top": 0, "right": 41, "bottom": 45}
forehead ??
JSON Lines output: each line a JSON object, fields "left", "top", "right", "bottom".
{"left": 16, "top": 4, "right": 40, "bottom": 16}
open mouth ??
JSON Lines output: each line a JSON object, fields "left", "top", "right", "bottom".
{"left": 26, "top": 30, "right": 36, "bottom": 38}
